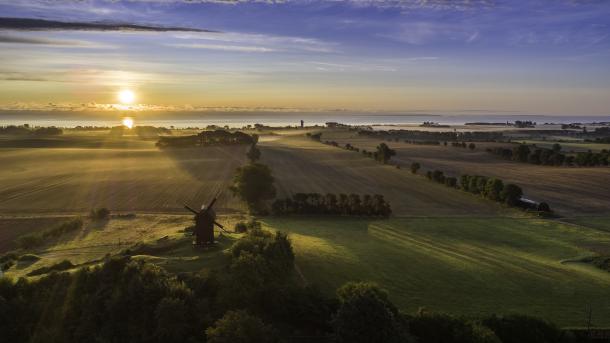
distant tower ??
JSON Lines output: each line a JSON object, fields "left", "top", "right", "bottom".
{"left": 300, "top": 120, "right": 304, "bottom": 128}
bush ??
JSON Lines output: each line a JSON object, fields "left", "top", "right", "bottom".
{"left": 27, "top": 260, "right": 75, "bottom": 276}
{"left": 15, "top": 218, "right": 83, "bottom": 249}
{"left": 410, "top": 162, "right": 421, "bottom": 174}
{"left": 409, "top": 311, "right": 500, "bottom": 343}
{"left": 206, "top": 310, "right": 278, "bottom": 343}
{"left": 482, "top": 314, "right": 571, "bottom": 343}
{"left": 90, "top": 208, "right": 110, "bottom": 220}
{"left": 234, "top": 219, "right": 261, "bottom": 233}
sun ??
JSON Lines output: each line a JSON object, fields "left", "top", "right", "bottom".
{"left": 118, "top": 89, "right": 135, "bottom": 104}
{"left": 122, "top": 117, "right": 134, "bottom": 129}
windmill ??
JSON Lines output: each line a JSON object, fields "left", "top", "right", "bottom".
{"left": 184, "top": 192, "right": 228, "bottom": 246}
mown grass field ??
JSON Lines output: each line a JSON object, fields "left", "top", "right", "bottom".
{"left": 0, "top": 136, "right": 247, "bottom": 214}
{"left": 262, "top": 216, "right": 610, "bottom": 327}
{"left": 321, "top": 130, "right": 610, "bottom": 215}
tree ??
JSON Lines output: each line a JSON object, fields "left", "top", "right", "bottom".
{"left": 512, "top": 144, "right": 530, "bottom": 162}
{"left": 375, "top": 143, "right": 396, "bottom": 164}
{"left": 410, "top": 162, "right": 421, "bottom": 174}
{"left": 334, "top": 282, "right": 412, "bottom": 343}
{"left": 484, "top": 178, "right": 504, "bottom": 201}
{"left": 246, "top": 144, "right": 261, "bottom": 162}
{"left": 537, "top": 202, "right": 551, "bottom": 213}
{"left": 231, "top": 163, "right": 276, "bottom": 214}
{"left": 482, "top": 314, "right": 570, "bottom": 343}
{"left": 500, "top": 184, "right": 523, "bottom": 206}
{"left": 410, "top": 311, "right": 501, "bottom": 343}
{"left": 206, "top": 310, "right": 278, "bottom": 343}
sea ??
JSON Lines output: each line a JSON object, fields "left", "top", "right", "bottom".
{"left": 1, "top": 111, "right": 609, "bottom": 128}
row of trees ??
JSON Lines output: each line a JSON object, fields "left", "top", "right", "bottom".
{"left": 271, "top": 193, "right": 392, "bottom": 217}
{"left": 0, "top": 125, "right": 63, "bottom": 136}
{"left": 324, "top": 139, "right": 397, "bottom": 165}
{"left": 358, "top": 129, "right": 504, "bottom": 142}
{"left": 0, "top": 229, "right": 575, "bottom": 343}
{"left": 411, "top": 162, "right": 551, "bottom": 212}
{"left": 156, "top": 130, "right": 256, "bottom": 148}
{"left": 451, "top": 141, "right": 476, "bottom": 150}
{"left": 488, "top": 144, "right": 610, "bottom": 167}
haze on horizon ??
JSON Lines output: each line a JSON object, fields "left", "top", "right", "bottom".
{"left": 1, "top": 0, "right": 610, "bottom": 116}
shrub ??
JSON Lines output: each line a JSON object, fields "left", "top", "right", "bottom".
{"left": 482, "top": 314, "right": 571, "bottom": 343}
{"left": 206, "top": 310, "right": 278, "bottom": 343}
{"left": 90, "top": 208, "right": 110, "bottom": 221}
{"left": 410, "top": 162, "right": 421, "bottom": 174}
{"left": 27, "top": 260, "right": 75, "bottom": 276}
{"left": 15, "top": 218, "right": 83, "bottom": 249}
{"left": 409, "top": 311, "right": 500, "bottom": 343}
{"left": 234, "top": 219, "right": 261, "bottom": 233}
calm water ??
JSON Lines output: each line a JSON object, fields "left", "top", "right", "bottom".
{"left": 1, "top": 111, "right": 609, "bottom": 128}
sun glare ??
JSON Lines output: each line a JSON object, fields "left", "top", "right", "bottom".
{"left": 118, "top": 90, "right": 135, "bottom": 104}
{"left": 122, "top": 117, "right": 134, "bottom": 129}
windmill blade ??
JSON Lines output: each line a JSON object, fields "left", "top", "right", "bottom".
{"left": 213, "top": 221, "right": 224, "bottom": 229}
{"left": 183, "top": 204, "right": 199, "bottom": 215}
{"left": 202, "top": 189, "right": 223, "bottom": 216}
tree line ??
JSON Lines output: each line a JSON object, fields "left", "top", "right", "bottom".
{"left": 414, "top": 163, "right": 551, "bottom": 212}
{"left": 271, "top": 193, "right": 392, "bottom": 217}
{"left": 156, "top": 130, "right": 257, "bottom": 148}
{"left": 358, "top": 129, "right": 504, "bottom": 142}
{"left": 0, "top": 228, "right": 579, "bottom": 343}
{"left": 488, "top": 144, "right": 610, "bottom": 167}
{"left": 0, "top": 125, "right": 63, "bottom": 136}
{"left": 309, "top": 132, "right": 398, "bottom": 165}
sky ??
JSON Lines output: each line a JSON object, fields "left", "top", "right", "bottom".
{"left": 0, "top": 0, "right": 610, "bottom": 115}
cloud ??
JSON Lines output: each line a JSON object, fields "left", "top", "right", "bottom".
{"left": 0, "top": 17, "right": 214, "bottom": 32}
{"left": 167, "top": 43, "right": 275, "bottom": 52}
{"left": 0, "top": 34, "right": 79, "bottom": 45}
{"left": 172, "top": 31, "right": 337, "bottom": 53}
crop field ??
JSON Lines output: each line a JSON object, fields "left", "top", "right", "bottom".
{"left": 262, "top": 216, "right": 610, "bottom": 327}
{"left": 321, "top": 130, "right": 610, "bottom": 215}
{"left": 0, "top": 138, "right": 248, "bottom": 214}
{"left": 259, "top": 135, "right": 508, "bottom": 217}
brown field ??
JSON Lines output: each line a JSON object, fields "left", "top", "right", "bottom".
{"left": 321, "top": 130, "right": 610, "bottom": 215}
{"left": 0, "top": 138, "right": 248, "bottom": 214}
{"left": 260, "top": 135, "right": 509, "bottom": 216}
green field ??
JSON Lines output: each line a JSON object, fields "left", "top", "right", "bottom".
{"left": 262, "top": 216, "right": 610, "bottom": 327}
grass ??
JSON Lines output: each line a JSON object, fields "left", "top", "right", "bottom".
{"left": 262, "top": 216, "right": 610, "bottom": 327}
{"left": 3, "top": 214, "right": 246, "bottom": 278}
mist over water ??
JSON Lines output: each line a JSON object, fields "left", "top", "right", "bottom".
{"left": 1, "top": 111, "right": 609, "bottom": 128}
